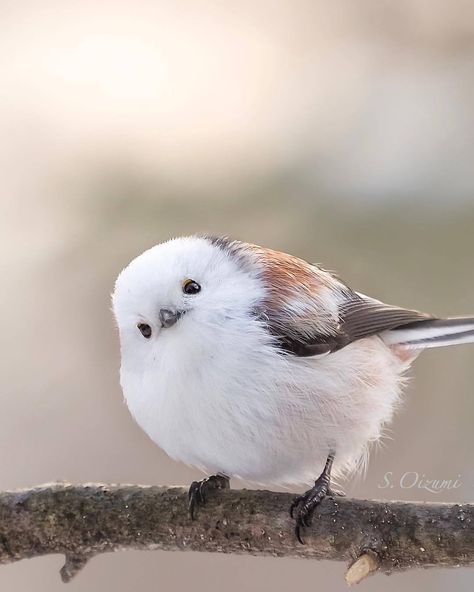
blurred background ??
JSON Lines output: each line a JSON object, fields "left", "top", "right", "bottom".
{"left": 1, "top": 0, "right": 473, "bottom": 590}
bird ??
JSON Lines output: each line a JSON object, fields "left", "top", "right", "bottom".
{"left": 112, "top": 235, "right": 474, "bottom": 542}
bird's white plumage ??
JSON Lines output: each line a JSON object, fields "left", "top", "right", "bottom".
{"left": 112, "top": 236, "right": 413, "bottom": 485}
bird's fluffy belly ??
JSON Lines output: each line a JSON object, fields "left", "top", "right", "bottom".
{"left": 121, "top": 335, "right": 406, "bottom": 486}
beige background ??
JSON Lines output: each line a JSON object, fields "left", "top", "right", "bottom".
{"left": 1, "top": 1, "right": 473, "bottom": 590}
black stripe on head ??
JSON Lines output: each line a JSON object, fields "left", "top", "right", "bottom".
{"left": 202, "top": 235, "right": 254, "bottom": 271}
{"left": 203, "top": 234, "right": 238, "bottom": 252}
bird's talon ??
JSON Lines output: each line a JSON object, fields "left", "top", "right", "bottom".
{"left": 295, "top": 523, "right": 305, "bottom": 545}
{"left": 289, "top": 472, "right": 332, "bottom": 543}
{"left": 289, "top": 496, "right": 303, "bottom": 519}
{"left": 198, "top": 482, "right": 207, "bottom": 503}
{"left": 187, "top": 474, "right": 230, "bottom": 519}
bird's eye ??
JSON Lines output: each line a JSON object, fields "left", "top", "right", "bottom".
{"left": 182, "top": 279, "right": 201, "bottom": 295}
{"left": 137, "top": 323, "right": 152, "bottom": 339}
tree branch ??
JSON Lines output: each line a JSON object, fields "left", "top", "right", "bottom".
{"left": 0, "top": 483, "right": 472, "bottom": 584}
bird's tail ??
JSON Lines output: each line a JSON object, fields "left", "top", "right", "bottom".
{"left": 381, "top": 317, "right": 474, "bottom": 349}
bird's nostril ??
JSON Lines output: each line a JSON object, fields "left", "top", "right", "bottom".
{"left": 159, "top": 308, "right": 179, "bottom": 328}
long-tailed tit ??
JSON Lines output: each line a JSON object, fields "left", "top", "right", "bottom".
{"left": 112, "top": 235, "right": 474, "bottom": 542}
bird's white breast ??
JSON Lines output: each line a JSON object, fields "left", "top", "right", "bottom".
{"left": 120, "top": 312, "right": 406, "bottom": 486}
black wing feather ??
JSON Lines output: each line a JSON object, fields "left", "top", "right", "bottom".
{"left": 339, "top": 295, "right": 433, "bottom": 342}
{"left": 277, "top": 292, "right": 434, "bottom": 357}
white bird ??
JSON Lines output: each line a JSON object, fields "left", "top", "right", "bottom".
{"left": 112, "top": 235, "right": 474, "bottom": 541}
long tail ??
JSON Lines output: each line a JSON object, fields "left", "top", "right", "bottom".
{"left": 381, "top": 317, "right": 474, "bottom": 349}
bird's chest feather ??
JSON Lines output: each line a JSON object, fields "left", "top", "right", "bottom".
{"left": 120, "top": 318, "right": 291, "bottom": 473}
{"left": 120, "top": 321, "right": 404, "bottom": 483}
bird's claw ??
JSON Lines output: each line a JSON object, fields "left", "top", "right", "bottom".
{"left": 290, "top": 476, "right": 333, "bottom": 544}
{"left": 188, "top": 474, "right": 229, "bottom": 520}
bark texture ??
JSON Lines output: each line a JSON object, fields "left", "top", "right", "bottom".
{"left": 0, "top": 483, "right": 472, "bottom": 583}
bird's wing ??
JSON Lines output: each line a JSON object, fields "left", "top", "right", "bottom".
{"left": 269, "top": 291, "right": 433, "bottom": 357}
{"left": 253, "top": 247, "right": 433, "bottom": 356}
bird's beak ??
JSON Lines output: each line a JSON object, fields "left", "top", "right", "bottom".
{"left": 159, "top": 308, "right": 183, "bottom": 328}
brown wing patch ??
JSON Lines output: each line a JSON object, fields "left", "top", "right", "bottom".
{"left": 205, "top": 236, "right": 346, "bottom": 345}
{"left": 241, "top": 244, "right": 346, "bottom": 344}
{"left": 250, "top": 246, "right": 335, "bottom": 306}
{"left": 205, "top": 235, "right": 337, "bottom": 306}
{"left": 205, "top": 235, "right": 434, "bottom": 357}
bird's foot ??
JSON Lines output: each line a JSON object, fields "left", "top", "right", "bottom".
{"left": 188, "top": 474, "right": 230, "bottom": 520}
{"left": 290, "top": 475, "right": 343, "bottom": 544}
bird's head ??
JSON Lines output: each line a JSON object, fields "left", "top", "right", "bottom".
{"left": 112, "top": 236, "right": 266, "bottom": 364}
